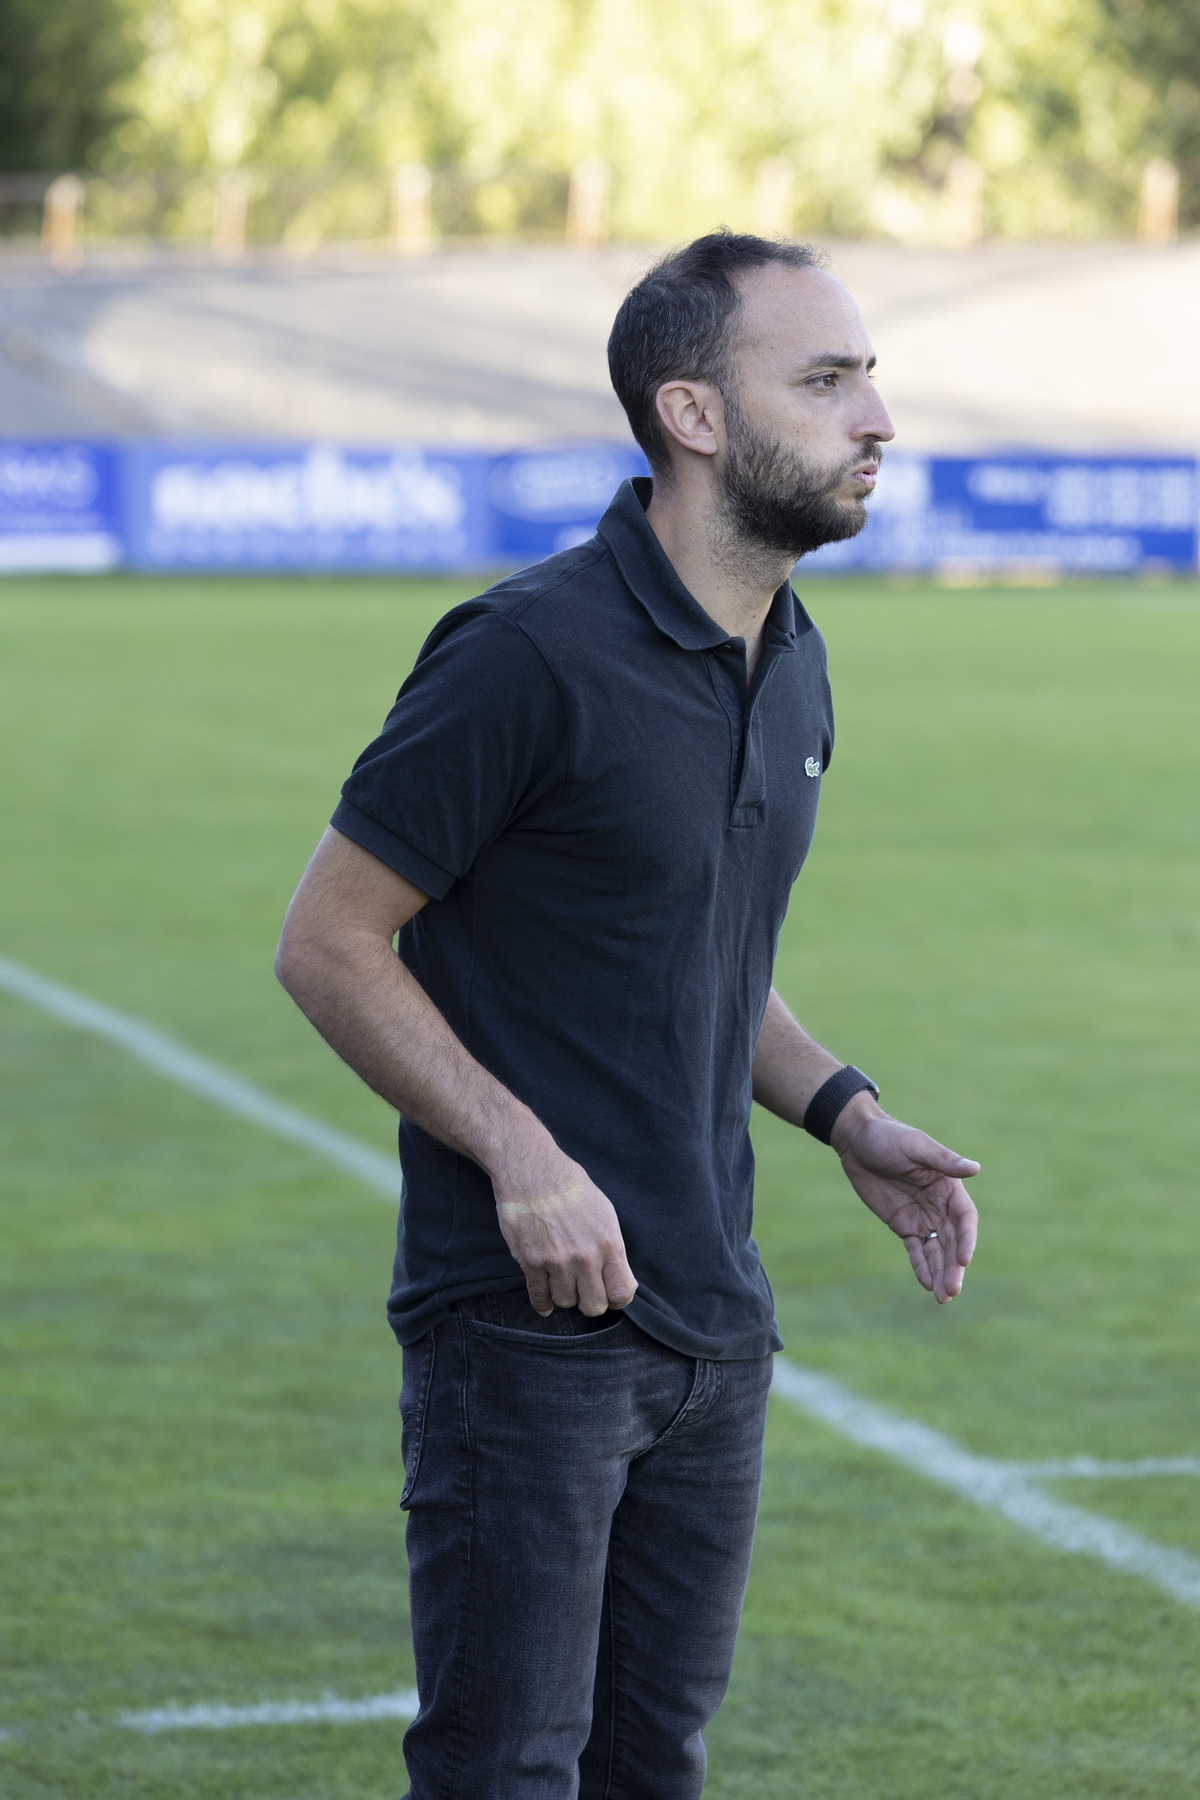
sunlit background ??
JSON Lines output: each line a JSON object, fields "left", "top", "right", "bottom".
{"left": 3, "top": 3, "right": 1200, "bottom": 1798}
{"left": 5, "top": 0, "right": 1199, "bottom": 241}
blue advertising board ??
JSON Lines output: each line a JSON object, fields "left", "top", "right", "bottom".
{"left": 0, "top": 441, "right": 121, "bottom": 570}
{"left": 805, "top": 454, "right": 1198, "bottom": 576}
{"left": 485, "top": 442, "right": 648, "bottom": 562}
{"left": 122, "top": 442, "right": 496, "bottom": 571}
{"left": 0, "top": 442, "right": 1193, "bottom": 576}
{"left": 121, "top": 440, "right": 647, "bottom": 571}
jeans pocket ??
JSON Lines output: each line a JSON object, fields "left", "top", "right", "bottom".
{"left": 398, "top": 1330, "right": 437, "bottom": 1510}
{"left": 464, "top": 1313, "right": 635, "bottom": 1349}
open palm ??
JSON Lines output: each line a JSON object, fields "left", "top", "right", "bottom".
{"left": 835, "top": 1115, "right": 980, "bottom": 1303}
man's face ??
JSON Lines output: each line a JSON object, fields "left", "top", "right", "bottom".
{"left": 716, "top": 264, "right": 895, "bottom": 557}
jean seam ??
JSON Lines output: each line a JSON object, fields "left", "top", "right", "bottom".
{"left": 440, "top": 1308, "right": 476, "bottom": 1800}
{"left": 399, "top": 1329, "right": 438, "bottom": 1509}
{"left": 461, "top": 1316, "right": 634, "bottom": 1350}
{"left": 599, "top": 1555, "right": 618, "bottom": 1800}
{"left": 604, "top": 1514, "right": 632, "bottom": 1799}
{"left": 694, "top": 1359, "right": 724, "bottom": 1427}
{"left": 636, "top": 1356, "right": 704, "bottom": 1458}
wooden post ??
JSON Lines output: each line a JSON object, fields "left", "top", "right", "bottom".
{"left": 1138, "top": 159, "right": 1179, "bottom": 245}
{"left": 390, "top": 163, "right": 433, "bottom": 254}
{"left": 42, "top": 174, "right": 84, "bottom": 268}
{"left": 754, "top": 157, "right": 795, "bottom": 237}
{"left": 566, "top": 158, "right": 610, "bottom": 250}
{"left": 944, "top": 155, "right": 983, "bottom": 246}
{"left": 212, "top": 172, "right": 252, "bottom": 262}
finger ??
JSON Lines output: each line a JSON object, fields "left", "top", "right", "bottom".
{"left": 602, "top": 1251, "right": 638, "bottom": 1310}
{"left": 904, "top": 1132, "right": 980, "bottom": 1179}
{"left": 909, "top": 1226, "right": 966, "bottom": 1300}
{"left": 575, "top": 1262, "right": 612, "bottom": 1318}
{"left": 949, "top": 1188, "right": 979, "bottom": 1267}
{"left": 906, "top": 1234, "right": 937, "bottom": 1293}
{"left": 935, "top": 1231, "right": 964, "bottom": 1303}
{"left": 935, "top": 1253, "right": 965, "bottom": 1301}
{"left": 937, "top": 1264, "right": 965, "bottom": 1302}
{"left": 919, "top": 1199, "right": 974, "bottom": 1300}
{"left": 547, "top": 1264, "right": 581, "bottom": 1311}
{"left": 933, "top": 1224, "right": 969, "bottom": 1302}
{"left": 525, "top": 1269, "right": 554, "bottom": 1317}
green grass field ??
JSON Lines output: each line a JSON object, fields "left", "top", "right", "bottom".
{"left": 3, "top": 572, "right": 1200, "bottom": 1799}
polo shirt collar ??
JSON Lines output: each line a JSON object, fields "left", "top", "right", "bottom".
{"left": 598, "top": 478, "right": 798, "bottom": 653}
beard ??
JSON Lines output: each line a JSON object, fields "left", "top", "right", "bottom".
{"left": 717, "top": 392, "right": 881, "bottom": 559}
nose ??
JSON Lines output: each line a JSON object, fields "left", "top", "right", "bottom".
{"left": 857, "top": 383, "right": 895, "bottom": 445}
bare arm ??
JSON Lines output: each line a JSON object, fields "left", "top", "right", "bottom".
{"left": 753, "top": 987, "right": 979, "bottom": 1303}
{"left": 275, "top": 826, "right": 636, "bottom": 1316}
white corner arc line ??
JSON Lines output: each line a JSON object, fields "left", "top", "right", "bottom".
{"left": 771, "top": 1361, "right": 1200, "bottom": 1609}
{"left": 6, "top": 953, "right": 1200, "bottom": 1620}
{"left": 0, "top": 956, "right": 397, "bottom": 1198}
{"left": 118, "top": 1689, "right": 420, "bottom": 1734}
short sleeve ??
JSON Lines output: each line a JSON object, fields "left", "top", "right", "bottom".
{"left": 331, "top": 608, "right": 568, "bottom": 900}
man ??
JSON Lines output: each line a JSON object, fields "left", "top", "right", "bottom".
{"left": 275, "top": 230, "right": 979, "bottom": 1799}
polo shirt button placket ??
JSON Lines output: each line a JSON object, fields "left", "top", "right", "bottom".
{"left": 729, "top": 642, "right": 785, "bottom": 830}
{"left": 707, "top": 641, "right": 749, "bottom": 825}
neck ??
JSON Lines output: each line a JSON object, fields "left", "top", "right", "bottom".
{"left": 644, "top": 473, "right": 794, "bottom": 674}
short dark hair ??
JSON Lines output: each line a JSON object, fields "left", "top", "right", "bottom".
{"left": 607, "top": 230, "right": 826, "bottom": 477}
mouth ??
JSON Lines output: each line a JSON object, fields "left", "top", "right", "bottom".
{"left": 848, "top": 463, "right": 879, "bottom": 493}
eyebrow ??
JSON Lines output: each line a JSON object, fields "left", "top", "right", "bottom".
{"left": 799, "top": 351, "right": 877, "bottom": 373}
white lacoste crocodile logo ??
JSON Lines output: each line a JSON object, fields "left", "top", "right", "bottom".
{"left": 805, "top": 756, "right": 821, "bottom": 778}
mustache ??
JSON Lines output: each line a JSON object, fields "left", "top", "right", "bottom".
{"left": 830, "top": 442, "right": 885, "bottom": 489}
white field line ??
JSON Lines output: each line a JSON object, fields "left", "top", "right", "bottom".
{"left": 771, "top": 1362, "right": 1200, "bottom": 1609}
{"left": 5, "top": 954, "right": 1200, "bottom": 1633}
{"left": 118, "top": 1689, "right": 420, "bottom": 1734}
{"left": 1015, "top": 1457, "right": 1200, "bottom": 1479}
{"left": 0, "top": 956, "right": 397, "bottom": 1198}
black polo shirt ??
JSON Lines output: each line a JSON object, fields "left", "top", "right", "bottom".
{"left": 332, "top": 478, "right": 834, "bottom": 1359}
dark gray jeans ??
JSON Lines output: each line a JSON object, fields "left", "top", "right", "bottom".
{"left": 398, "top": 1290, "right": 773, "bottom": 1800}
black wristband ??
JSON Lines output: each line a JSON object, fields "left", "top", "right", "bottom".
{"left": 803, "top": 1065, "right": 879, "bottom": 1146}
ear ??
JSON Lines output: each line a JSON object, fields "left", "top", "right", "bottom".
{"left": 654, "top": 380, "right": 723, "bottom": 460}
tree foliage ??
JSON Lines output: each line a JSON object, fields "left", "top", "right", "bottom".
{"left": 5, "top": 0, "right": 1196, "bottom": 234}
{"left": 0, "top": 0, "right": 139, "bottom": 170}
{"left": 1100, "top": 0, "right": 1200, "bottom": 198}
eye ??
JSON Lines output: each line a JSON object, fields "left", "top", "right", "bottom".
{"left": 808, "top": 372, "right": 838, "bottom": 390}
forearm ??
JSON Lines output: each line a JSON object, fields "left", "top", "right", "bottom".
{"left": 276, "top": 920, "right": 545, "bottom": 1181}
{"left": 276, "top": 826, "right": 635, "bottom": 1314}
{"left": 751, "top": 986, "right": 880, "bottom": 1140}
{"left": 752, "top": 985, "right": 978, "bottom": 1300}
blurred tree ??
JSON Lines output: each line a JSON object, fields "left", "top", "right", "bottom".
{"left": 7, "top": 0, "right": 1192, "bottom": 238}
{"left": 104, "top": 0, "right": 440, "bottom": 173}
{"left": 967, "top": 0, "right": 1151, "bottom": 236}
{"left": 0, "top": 0, "right": 139, "bottom": 170}
{"left": 1099, "top": 0, "right": 1200, "bottom": 221}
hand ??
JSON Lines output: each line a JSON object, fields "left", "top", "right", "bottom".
{"left": 491, "top": 1136, "right": 638, "bottom": 1317}
{"left": 830, "top": 1094, "right": 979, "bottom": 1304}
